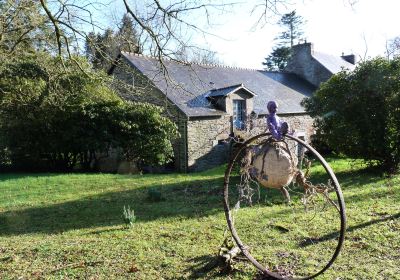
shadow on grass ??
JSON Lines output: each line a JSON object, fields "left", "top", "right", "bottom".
{"left": 0, "top": 177, "right": 225, "bottom": 236}
{"left": 299, "top": 212, "right": 400, "bottom": 247}
{"left": 185, "top": 255, "right": 223, "bottom": 279}
{"left": 0, "top": 167, "right": 298, "bottom": 237}
{"left": 0, "top": 161, "right": 392, "bottom": 237}
{"left": 185, "top": 254, "right": 252, "bottom": 279}
{"left": 307, "top": 167, "right": 384, "bottom": 192}
{"left": 335, "top": 168, "right": 385, "bottom": 189}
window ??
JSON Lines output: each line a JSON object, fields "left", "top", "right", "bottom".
{"left": 233, "top": 100, "right": 245, "bottom": 129}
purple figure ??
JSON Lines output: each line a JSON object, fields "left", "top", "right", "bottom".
{"left": 266, "top": 101, "right": 289, "bottom": 140}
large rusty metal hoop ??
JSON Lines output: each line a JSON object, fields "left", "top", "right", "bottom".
{"left": 223, "top": 133, "right": 347, "bottom": 280}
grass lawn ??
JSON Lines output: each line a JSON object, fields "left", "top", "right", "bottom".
{"left": 0, "top": 158, "right": 399, "bottom": 279}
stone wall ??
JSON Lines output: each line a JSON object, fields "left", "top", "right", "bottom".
{"left": 186, "top": 113, "right": 314, "bottom": 172}
{"left": 187, "top": 115, "right": 232, "bottom": 171}
{"left": 281, "top": 114, "right": 315, "bottom": 141}
{"left": 285, "top": 43, "right": 332, "bottom": 87}
{"left": 248, "top": 113, "right": 314, "bottom": 141}
{"left": 94, "top": 148, "right": 139, "bottom": 174}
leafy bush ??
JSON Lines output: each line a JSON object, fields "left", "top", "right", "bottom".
{"left": 302, "top": 57, "right": 400, "bottom": 172}
{"left": 0, "top": 54, "right": 178, "bottom": 171}
{"left": 310, "top": 134, "right": 334, "bottom": 155}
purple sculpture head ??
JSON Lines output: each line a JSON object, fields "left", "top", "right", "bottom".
{"left": 267, "top": 101, "right": 278, "bottom": 114}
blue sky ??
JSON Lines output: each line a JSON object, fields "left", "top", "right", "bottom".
{"left": 95, "top": 0, "right": 400, "bottom": 69}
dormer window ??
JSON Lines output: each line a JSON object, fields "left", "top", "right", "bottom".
{"left": 207, "top": 83, "right": 256, "bottom": 112}
{"left": 206, "top": 83, "right": 256, "bottom": 131}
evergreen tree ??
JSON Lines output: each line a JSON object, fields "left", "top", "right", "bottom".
{"left": 85, "top": 14, "right": 140, "bottom": 71}
{"left": 117, "top": 14, "right": 140, "bottom": 54}
{"left": 263, "top": 10, "right": 305, "bottom": 71}
{"left": 277, "top": 10, "right": 304, "bottom": 47}
{"left": 263, "top": 46, "right": 291, "bottom": 71}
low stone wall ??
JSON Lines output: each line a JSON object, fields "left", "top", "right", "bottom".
{"left": 247, "top": 113, "right": 314, "bottom": 141}
{"left": 186, "top": 113, "right": 314, "bottom": 172}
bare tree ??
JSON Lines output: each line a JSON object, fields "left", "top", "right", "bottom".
{"left": 386, "top": 36, "right": 400, "bottom": 60}
{"left": 22, "top": 1, "right": 229, "bottom": 62}
{"left": 174, "top": 44, "right": 222, "bottom": 65}
{"left": 1, "top": 0, "right": 293, "bottom": 83}
{"left": 4, "top": 1, "right": 288, "bottom": 60}
{"left": 0, "top": 0, "right": 55, "bottom": 57}
{"left": 250, "top": 0, "right": 292, "bottom": 28}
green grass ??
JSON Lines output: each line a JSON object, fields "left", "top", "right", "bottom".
{"left": 0, "top": 158, "right": 399, "bottom": 279}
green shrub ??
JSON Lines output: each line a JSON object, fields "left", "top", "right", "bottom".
{"left": 303, "top": 57, "right": 400, "bottom": 173}
{"left": 0, "top": 54, "right": 178, "bottom": 171}
{"left": 310, "top": 134, "right": 334, "bottom": 155}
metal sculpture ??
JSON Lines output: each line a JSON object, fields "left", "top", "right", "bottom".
{"left": 223, "top": 102, "right": 346, "bottom": 279}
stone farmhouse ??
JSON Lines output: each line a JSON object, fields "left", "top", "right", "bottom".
{"left": 109, "top": 42, "right": 356, "bottom": 172}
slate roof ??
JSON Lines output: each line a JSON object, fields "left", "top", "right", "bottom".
{"left": 261, "top": 72, "right": 316, "bottom": 96}
{"left": 313, "top": 51, "right": 356, "bottom": 73}
{"left": 120, "top": 52, "right": 314, "bottom": 117}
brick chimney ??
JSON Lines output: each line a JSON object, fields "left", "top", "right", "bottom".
{"left": 291, "top": 42, "right": 314, "bottom": 56}
{"left": 285, "top": 43, "right": 355, "bottom": 87}
{"left": 285, "top": 42, "right": 329, "bottom": 87}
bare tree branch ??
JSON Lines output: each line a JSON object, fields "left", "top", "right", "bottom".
{"left": 39, "top": 0, "right": 63, "bottom": 57}
{"left": 250, "top": 0, "right": 291, "bottom": 29}
{"left": 386, "top": 36, "right": 400, "bottom": 60}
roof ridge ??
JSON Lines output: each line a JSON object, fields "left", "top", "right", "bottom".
{"left": 121, "top": 51, "right": 174, "bottom": 62}
{"left": 260, "top": 70, "right": 282, "bottom": 73}
{"left": 121, "top": 51, "right": 259, "bottom": 71}
{"left": 189, "top": 60, "right": 259, "bottom": 71}
{"left": 313, "top": 51, "right": 355, "bottom": 64}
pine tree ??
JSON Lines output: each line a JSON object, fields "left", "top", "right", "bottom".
{"left": 263, "top": 10, "right": 304, "bottom": 71}
{"left": 277, "top": 10, "right": 304, "bottom": 47}
{"left": 117, "top": 14, "right": 140, "bottom": 54}
{"left": 263, "top": 46, "right": 291, "bottom": 71}
{"left": 85, "top": 14, "right": 140, "bottom": 71}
